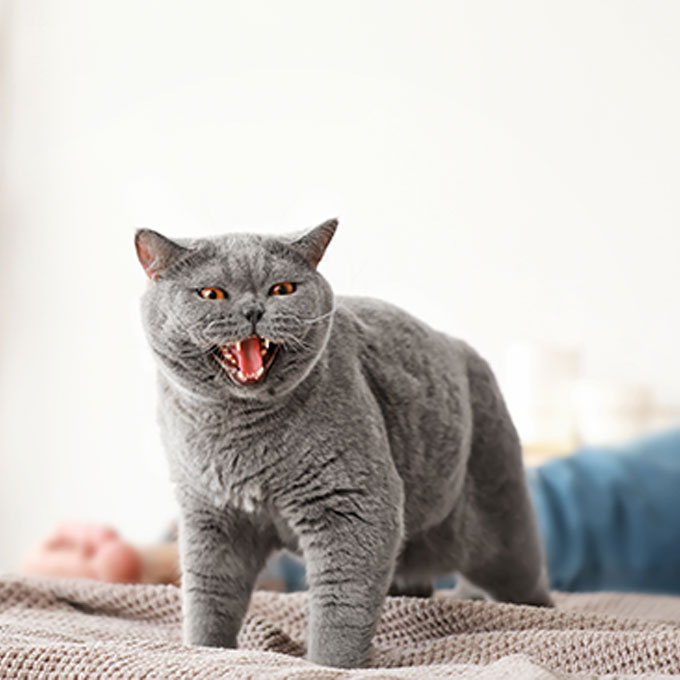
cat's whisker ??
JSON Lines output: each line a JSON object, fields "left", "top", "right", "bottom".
{"left": 272, "top": 308, "right": 336, "bottom": 327}
{"left": 279, "top": 334, "right": 316, "bottom": 354}
{"left": 293, "top": 312, "right": 335, "bottom": 327}
{"left": 163, "top": 309, "right": 215, "bottom": 342}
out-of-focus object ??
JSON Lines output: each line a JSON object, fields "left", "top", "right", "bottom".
{"left": 528, "top": 426, "right": 680, "bottom": 593}
{"left": 503, "top": 343, "right": 582, "bottom": 459}
{"left": 503, "top": 342, "right": 676, "bottom": 460}
{"left": 572, "top": 380, "right": 653, "bottom": 447}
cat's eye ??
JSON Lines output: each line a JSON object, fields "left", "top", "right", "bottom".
{"left": 269, "top": 282, "right": 296, "bottom": 296}
{"left": 198, "top": 287, "right": 227, "bottom": 300}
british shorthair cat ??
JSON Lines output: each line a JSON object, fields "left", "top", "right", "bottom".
{"left": 135, "top": 219, "right": 551, "bottom": 668}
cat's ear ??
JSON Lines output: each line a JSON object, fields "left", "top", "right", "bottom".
{"left": 135, "top": 229, "right": 189, "bottom": 281}
{"left": 292, "top": 218, "right": 338, "bottom": 269}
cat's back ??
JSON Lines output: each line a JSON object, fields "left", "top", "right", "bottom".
{"left": 333, "top": 296, "right": 472, "bottom": 372}
{"left": 330, "top": 295, "right": 474, "bottom": 433}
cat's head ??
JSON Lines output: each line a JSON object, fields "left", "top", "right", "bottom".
{"left": 135, "top": 220, "right": 337, "bottom": 402}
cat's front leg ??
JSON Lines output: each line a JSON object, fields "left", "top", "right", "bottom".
{"left": 179, "top": 500, "right": 274, "bottom": 648}
{"left": 288, "top": 490, "right": 403, "bottom": 668}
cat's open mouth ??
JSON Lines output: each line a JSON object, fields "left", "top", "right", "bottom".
{"left": 214, "top": 336, "right": 280, "bottom": 386}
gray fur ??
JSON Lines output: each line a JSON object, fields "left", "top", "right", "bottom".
{"left": 135, "top": 219, "right": 552, "bottom": 669}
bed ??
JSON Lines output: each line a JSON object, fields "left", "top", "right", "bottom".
{"left": 1, "top": 574, "right": 679, "bottom": 678}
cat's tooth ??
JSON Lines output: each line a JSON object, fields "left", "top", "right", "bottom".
{"left": 264, "top": 338, "right": 270, "bottom": 349}
{"left": 237, "top": 370, "right": 246, "bottom": 381}
{"left": 235, "top": 341, "right": 241, "bottom": 352}
{"left": 220, "top": 346, "right": 237, "bottom": 365}
{"left": 255, "top": 366, "right": 264, "bottom": 379}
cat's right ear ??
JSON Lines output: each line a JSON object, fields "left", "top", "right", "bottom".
{"left": 135, "top": 229, "right": 188, "bottom": 281}
{"left": 292, "top": 218, "right": 338, "bottom": 269}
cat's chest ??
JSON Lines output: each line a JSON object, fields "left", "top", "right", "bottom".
{"left": 208, "top": 470, "right": 265, "bottom": 514}
{"left": 170, "top": 405, "right": 302, "bottom": 514}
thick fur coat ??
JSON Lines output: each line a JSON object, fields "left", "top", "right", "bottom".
{"left": 135, "top": 220, "right": 551, "bottom": 668}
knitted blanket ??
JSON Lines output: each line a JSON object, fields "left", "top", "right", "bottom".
{"left": 1, "top": 575, "right": 680, "bottom": 679}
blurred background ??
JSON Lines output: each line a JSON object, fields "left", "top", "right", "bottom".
{"left": 1, "top": 0, "right": 678, "bottom": 573}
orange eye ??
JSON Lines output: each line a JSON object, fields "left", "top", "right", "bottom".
{"left": 198, "top": 287, "right": 227, "bottom": 300}
{"left": 269, "top": 281, "right": 296, "bottom": 296}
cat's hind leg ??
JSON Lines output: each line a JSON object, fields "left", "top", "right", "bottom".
{"left": 456, "top": 352, "right": 553, "bottom": 607}
{"left": 388, "top": 575, "right": 433, "bottom": 598}
{"left": 389, "top": 521, "right": 465, "bottom": 599}
{"left": 456, "top": 499, "right": 553, "bottom": 607}
{"left": 450, "top": 573, "right": 492, "bottom": 600}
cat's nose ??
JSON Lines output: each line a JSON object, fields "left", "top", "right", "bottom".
{"left": 243, "top": 305, "right": 264, "bottom": 329}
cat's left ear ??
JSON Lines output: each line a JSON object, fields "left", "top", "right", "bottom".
{"left": 135, "top": 229, "right": 189, "bottom": 281}
{"left": 292, "top": 218, "right": 338, "bottom": 269}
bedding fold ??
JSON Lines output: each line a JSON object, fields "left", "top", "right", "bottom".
{"left": 1, "top": 575, "right": 680, "bottom": 678}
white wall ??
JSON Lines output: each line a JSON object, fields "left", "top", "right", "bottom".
{"left": 1, "top": 0, "right": 679, "bottom": 571}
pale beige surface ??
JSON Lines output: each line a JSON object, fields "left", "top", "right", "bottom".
{"left": 1, "top": 575, "right": 680, "bottom": 679}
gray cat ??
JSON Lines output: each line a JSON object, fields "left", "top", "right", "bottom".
{"left": 135, "top": 219, "right": 552, "bottom": 669}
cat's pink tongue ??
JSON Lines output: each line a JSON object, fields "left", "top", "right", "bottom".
{"left": 233, "top": 336, "right": 263, "bottom": 379}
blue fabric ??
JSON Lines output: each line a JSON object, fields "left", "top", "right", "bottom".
{"left": 270, "top": 428, "right": 680, "bottom": 594}
{"left": 528, "top": 428, "right": 680, "bottom": 593}
{"left": 265, "top": 551, "right": 308, "bottom": 593}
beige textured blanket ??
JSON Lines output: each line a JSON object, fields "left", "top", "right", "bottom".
{"left": 1, "top": 575, "right": 680, "bottom": 679}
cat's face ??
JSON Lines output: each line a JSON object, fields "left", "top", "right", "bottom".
{"left": 135, "top": 220, "right": 336, "bottom": 402}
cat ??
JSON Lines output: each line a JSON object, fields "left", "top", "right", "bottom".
{"left": 134, "top": 219, "right": 552, "bottom": 668}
